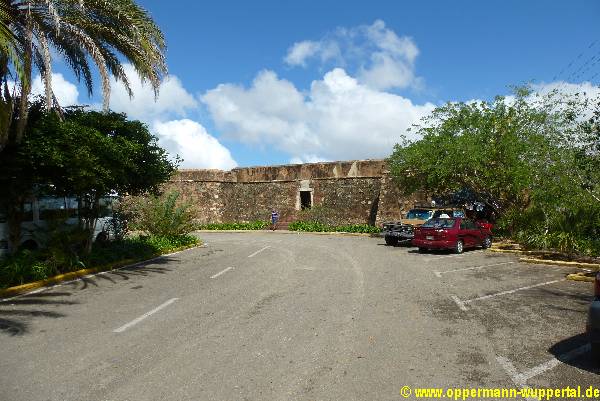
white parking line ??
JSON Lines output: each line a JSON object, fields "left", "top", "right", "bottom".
{"left": 466, "top": 279, "right": 563, "bottom": 303}
{"left": 497, "top": 344, "right": 590, "bottom": 390}
{"left": 451, "top": 279, "right": 564, "bottom": 311}
{"left": 113, "top": 298, "right": 179, "bottom": 333}
{"left": 496, "top": 357, "right": 537, "bottom": 401}
{"left": 496, "top": 356, "right": 526, "bottom": 386}
{"left": 451, "top": 295, "right": 469, "bottom": 311}
{"left": 210, "top": 266, "right": 234, "bottom": 279}
{"left": 519, "top": 344, "right": 590, "bottom": 382}
{"left": 434, "top": 261, "right": 515, "bottom": 277}
{"left": 248, "top": 246, "right": 271, "bottom": 258}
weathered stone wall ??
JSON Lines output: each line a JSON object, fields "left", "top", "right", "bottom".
{"left": 230, "top": 159, "right": 386, "bottom": 182}
{"left": 220, "top": 181, "right": 298, "bottom": 222}
{"left": 376, "top": 171, "right": 428, "bottom": 225}
{"left": 166, "top": 179, "right": 226, "bottom": 224}
{"left": 165, "top": 159, "right": 424, "bottom": 226}
{"left": 312, "top": 177, "right": 382, "bottom": 225}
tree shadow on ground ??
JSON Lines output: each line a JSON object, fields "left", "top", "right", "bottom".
{"left": 0, "top": 256, "right": 177, "bottom": 337}
{"left": 548, "top": 333, "right": 600, "bottom": 375}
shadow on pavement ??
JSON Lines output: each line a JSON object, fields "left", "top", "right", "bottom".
{"left": 0, "top": 318, "right": 28, "bottom": 336}
{"left": 0, "top": 257, "right": 176, "bottom": 337}
{"left": 549, "top": 333, "right": 600, "bottom": 374}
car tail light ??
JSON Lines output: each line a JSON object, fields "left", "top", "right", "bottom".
{"left": 595, "top": 273, "right": 600, "bottom": 297}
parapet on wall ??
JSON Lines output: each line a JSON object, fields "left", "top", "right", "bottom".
{"left": 166, "top": 159, "right": 423, "bottom": 225}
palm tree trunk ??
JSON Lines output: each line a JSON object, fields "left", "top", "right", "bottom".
{"left": 0, "top": 0, "right": 14, "bottom": 151}
{"left": 0, "top": 62, "right": 13, "bottom": 152}
{"left": 14, "top": 19, "right": 32, "bottom": 144}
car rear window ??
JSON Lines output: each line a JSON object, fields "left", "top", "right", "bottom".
{"left": 421, "top": 218, "right": 456, "bottom": 228}
{"left": 406, "top": 209, "right": 433, "bottom": 220}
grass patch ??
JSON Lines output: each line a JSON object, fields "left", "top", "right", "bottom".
{"left": 0, "top": 234, "right": 200, "bottom": 289}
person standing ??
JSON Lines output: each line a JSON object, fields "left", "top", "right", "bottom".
{"left": 271, "top": 209, "right": 279, "bottom": 231}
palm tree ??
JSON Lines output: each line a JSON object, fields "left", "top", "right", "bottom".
{"left": 0, "top": 0, "right": 167, "bottom": 151}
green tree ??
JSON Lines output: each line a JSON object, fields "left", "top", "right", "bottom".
{"left": 0, "top": 106, "right": 178, "bottom": 253}
{"left": 388, "top": 87, "right": 587, "bottom": 227}
{"left": 0, "top": 0, "right": 167, "bottom": 151}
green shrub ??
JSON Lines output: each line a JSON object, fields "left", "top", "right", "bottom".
{"left": 289, "top": 221, "right": 381, "bottom": 234}
{"left": 133, "top": 191, "right": 196, "bottom": 236}
{"left": 40, "top": 222, "right": 88, "bottom": 273}
{"left": 0, "top": 234, "right": 200, "bottom": 288}
{"left": 289, "top": 221, "right": 329, "bottom": 232}
{"left": 517, "top": 231, "right": 600, "bottom": 256}
{"left": 197, "top": 221, "right": 269, "bottom": 230}
{"left": 0, "top": 250, "right": 56, "bottom": 287}
{"left": 85, "top": 234, "right": 199, "bottom": 267}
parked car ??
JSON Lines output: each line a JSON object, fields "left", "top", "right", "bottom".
{"left": 588, "top": 272, "right": 600, "bottom": 361}
{"left": 412, "top": 217, "right": 492, "bottom": 253}
{"left": 382, "top": 206, "right": 465, "bottom": 246}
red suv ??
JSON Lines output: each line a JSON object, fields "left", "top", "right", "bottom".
{"left": 412, "top": 217, "right": 492, "bottom": 254}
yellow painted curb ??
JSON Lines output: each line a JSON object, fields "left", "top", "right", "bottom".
{"left": 0, "top": 244, "right": 201, "bottom": 299}
{"left": 519, "top": 257, "right": 600, "bottom": 270}
{"left": 489, "top": 248, "right": 555, "bottom": 255}
{"left": 567, "top": 273, "right": 596, "bottom": 282}
{"left": 489, "top": 248, "right": 523, "bottom": 254}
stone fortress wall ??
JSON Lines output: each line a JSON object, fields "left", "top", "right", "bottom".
{"left": 165, "top": 159, "right": 425, "bottom": 226}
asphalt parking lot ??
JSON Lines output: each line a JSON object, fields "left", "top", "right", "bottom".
{"left": 0, "top": 232, "right": 597, "bottom": 401}
{"left": 394, "top": 244, "right": 600, "bottom": 390}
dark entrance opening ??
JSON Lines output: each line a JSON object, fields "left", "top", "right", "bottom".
{"left": 300, "top": 191, "right": 312, "bottom": 210}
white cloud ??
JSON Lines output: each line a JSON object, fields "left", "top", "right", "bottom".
{"left": 28, "top": 73, "right": 80, "bottom": 106}
{"left": 284, "top": 41, "right": 321, "bottom": 67}
{"left": 153, "top": 119, "right": 237, "bottom": 170}
{"left": 103, "top": 64, "right": 237, "bottom": 169}
{"left": 202, "top": 68, "right": 436, "bottom": 162}
{"left": 284, "top": 20, "right": 420, "bottom": 91}
{"left": 109, "top": 64, "right": 198, "bottom": 122}
{"left": 289, "top": 155, "right": 330, "bottom": 164}
{"left": 531, "top": 80, "right": 600, "bottom": 103}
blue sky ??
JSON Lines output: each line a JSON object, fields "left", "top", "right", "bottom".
{"left": 47, "top": 0, "right": 600, "bottom": 169}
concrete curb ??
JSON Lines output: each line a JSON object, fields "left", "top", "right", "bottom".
{"left": 0, "top": 243, "right": 202, "bottom": 300}
{"left": 519, "top": 257, "right": 600, "bottom": 270}
{"left": 566, "top": 273, "right": 596, "bottom": 283}
{"left": 489, "top": 248, "right": 523, "bottom": 254}
{"left": 195, "top": 229, "right": 378, "bottom": 237}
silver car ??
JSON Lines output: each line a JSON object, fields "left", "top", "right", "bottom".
{"left": 588, "top": 272, "right": 600, "bottom": 361}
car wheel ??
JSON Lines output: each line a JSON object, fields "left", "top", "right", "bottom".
{"left": 482, "top": 236, "right": 492, "bottom": 249}
{"left": 385, "top": 236, "right": 398, "bottom": 246}
{"left": 592, "top": 342, "right": 600, "bottom": 363}
{"left": 454, "top": 240, "right": 464, "bottom": 254}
